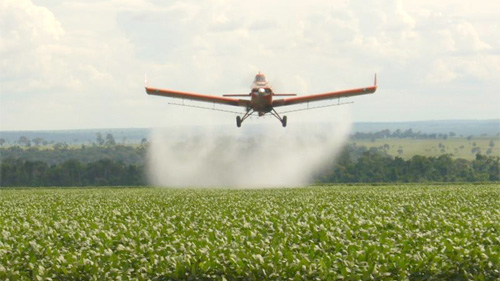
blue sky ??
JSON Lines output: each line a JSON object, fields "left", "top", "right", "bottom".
{"left": 1, "top": 0, "right": 499, "bottom": 130}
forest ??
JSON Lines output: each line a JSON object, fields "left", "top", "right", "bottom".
{"left": 1, "top": 142, "right": 498, "bottom": 187}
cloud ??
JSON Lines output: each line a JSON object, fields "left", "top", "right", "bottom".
{"left": 0, "top": 0, "right": 65, "bottom": 92}
{"left": 1, "top": 0, "right": 499, "bottom": 130}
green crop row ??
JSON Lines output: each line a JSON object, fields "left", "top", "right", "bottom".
{"left": 1, "top": 185, "right": 499, "bottom": 280}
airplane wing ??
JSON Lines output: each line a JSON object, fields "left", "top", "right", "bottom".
{"left": 145, "top": 86, "right": 251, "bottom": 108}
{"left": 272, "top": 74, "right": 377, "bottom": 107}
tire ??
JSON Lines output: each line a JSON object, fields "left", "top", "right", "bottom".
{"left": 236, "top": 116, "right": 242, "bottom": 128}
{"left": 282, "top": 116, "right": 287, "bottom": 127}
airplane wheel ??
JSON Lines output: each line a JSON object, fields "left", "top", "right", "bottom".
{"left": 282, "top": 116, "right": 287, "bottom": 127}
{"left": 236, "top": 116, "right": 242, "bottom": 128}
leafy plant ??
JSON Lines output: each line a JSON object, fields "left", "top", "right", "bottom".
{"left": 0, "top": 185, "right": 499, "bottom": 280}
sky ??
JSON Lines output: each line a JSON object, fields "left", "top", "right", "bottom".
{"left": 1, "top": 0, "right": 499, "bottom": 131}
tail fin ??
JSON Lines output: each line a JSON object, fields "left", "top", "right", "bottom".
{"left": 145, "top": 74, "right": 148, "bottom": 88}
{"left": 374, "top": 73, "right": 377, "bottom": 86}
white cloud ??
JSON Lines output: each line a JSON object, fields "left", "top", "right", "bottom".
{"left": 0, "top": 0, "right": 65, "bottom": 92}
{"left": 452, "top": 21, "right": 492, "bottom": 52}
{"left": 1, "top": 0, "right": 499, "bottom": 130}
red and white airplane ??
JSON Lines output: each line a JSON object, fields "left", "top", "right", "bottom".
{"left": 145, "top": 73, "right": 377, "bottom": 127}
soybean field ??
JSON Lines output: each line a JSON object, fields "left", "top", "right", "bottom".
{"left": 1, "top": 185, "right": 499, "bottom": 280}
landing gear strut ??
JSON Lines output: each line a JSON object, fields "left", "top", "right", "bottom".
{"left": 270, "top": 108, "right": 287, "bottom": 127}
{"left": 236, "top": 108, "right": 254, "bottom": 128}
{"left": 236, "top": 108, "right": 287, "bottom": 127}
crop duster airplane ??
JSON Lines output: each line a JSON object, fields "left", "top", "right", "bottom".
{"left": 145, "top": 73, "right": 377, "bottom": 127}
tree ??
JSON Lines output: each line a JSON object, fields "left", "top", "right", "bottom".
{"left": 472, "top": 154, "right": 499, "bottom": 181}
{"left": 96, "top": 133, "right": 105, "bottom": 146}
{"left": 17, "top": 136, "right": 30, "bottom": 147}
{"left": 32, "top": 137, "right": 44, "bottom": 146}
{"left": 0, "top": 138, "right": 5, "bottom": 146}
{"left": 59, "top": 160, "right": 84, "bottom": 186}
{"left": 388, "top": 156, "right": 407, "bottom": 181}
{"left": 105, "top": 133, "right": 116, "bottom": 146}
{"left": 24, "top": 160, "right": 50, "bottom": 186}
{"left": 435, "top": 154, "right": 454, "bottom": 181}
{"left": 408, "top": 155, "right": 434, "bottom": 182}
{"left": 438, "top": 143, "right": 446, "bottom": 153}
{"left": 381, "top": 129, "right": 391, "bottom": 139}
{"left": 403, "top": 129, "right": 413, "bottom": 138}
{"left": 393, "top": 129, "right": 402, "bottom": 138}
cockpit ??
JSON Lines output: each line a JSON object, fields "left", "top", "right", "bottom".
{"left": 253, "top": 73, "right": 269, "bottom": 89}
{"left": 255, "top": 74, "right": 266, "bottom": 83}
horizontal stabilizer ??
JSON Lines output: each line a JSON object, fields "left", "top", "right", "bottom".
{"left": 222, "top": 94, "right": 251, "bottom": 97}
{"left": 274, "top": 94, "right": 297, "bottom": 97}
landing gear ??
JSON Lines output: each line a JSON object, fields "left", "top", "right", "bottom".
{"left": 236, "top": 108, "right": 287, "bottom": 127}
{"left": 270, "top": 108, "right": 287, "bottom": 127}
{"left": 236, "top": 108, "right": 254, "bottom": 128}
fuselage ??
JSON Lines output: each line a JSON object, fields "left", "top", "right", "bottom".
{"left": 250, "top": 73, "right": 274, "bottom": 115}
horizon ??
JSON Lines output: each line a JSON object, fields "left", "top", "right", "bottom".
{"left": 0, "top": 118, "right": 499, "bottom": 133}
{"left": 0, "top": 119, "right": 498, "bottom": 137}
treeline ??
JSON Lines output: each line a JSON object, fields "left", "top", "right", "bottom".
{"left": 0, "top": 145, "right": 147, "bottom": 166}
{"left": 316, "top": 150, "right": 499, "bottom": 183}
{"left": 1, "top": 149, "right": 498, "bottom": 187}
{"left": 0, "top": 132, "right": 149, "bottom": 148}
{"left": 1, "top": 158, "right": 145, "bottom": 187}
{"left": 351, "top": 128, "right": 473, "bottom": 140}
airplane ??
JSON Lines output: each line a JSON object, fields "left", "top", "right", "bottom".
{"left": 145, "top": 72, "right": 377, "bottom": 127}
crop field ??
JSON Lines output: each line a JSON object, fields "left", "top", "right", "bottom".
{"left": 1, "top": 185, "right": 499, "bottom": 280}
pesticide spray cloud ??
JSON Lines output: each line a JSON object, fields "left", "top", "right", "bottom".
{"left": 147, "top": 107, "right": 352, "bottom": 187}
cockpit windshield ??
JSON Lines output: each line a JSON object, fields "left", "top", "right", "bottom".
{"left": 255, "top": 74, "right": 266, "bottom": 83}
